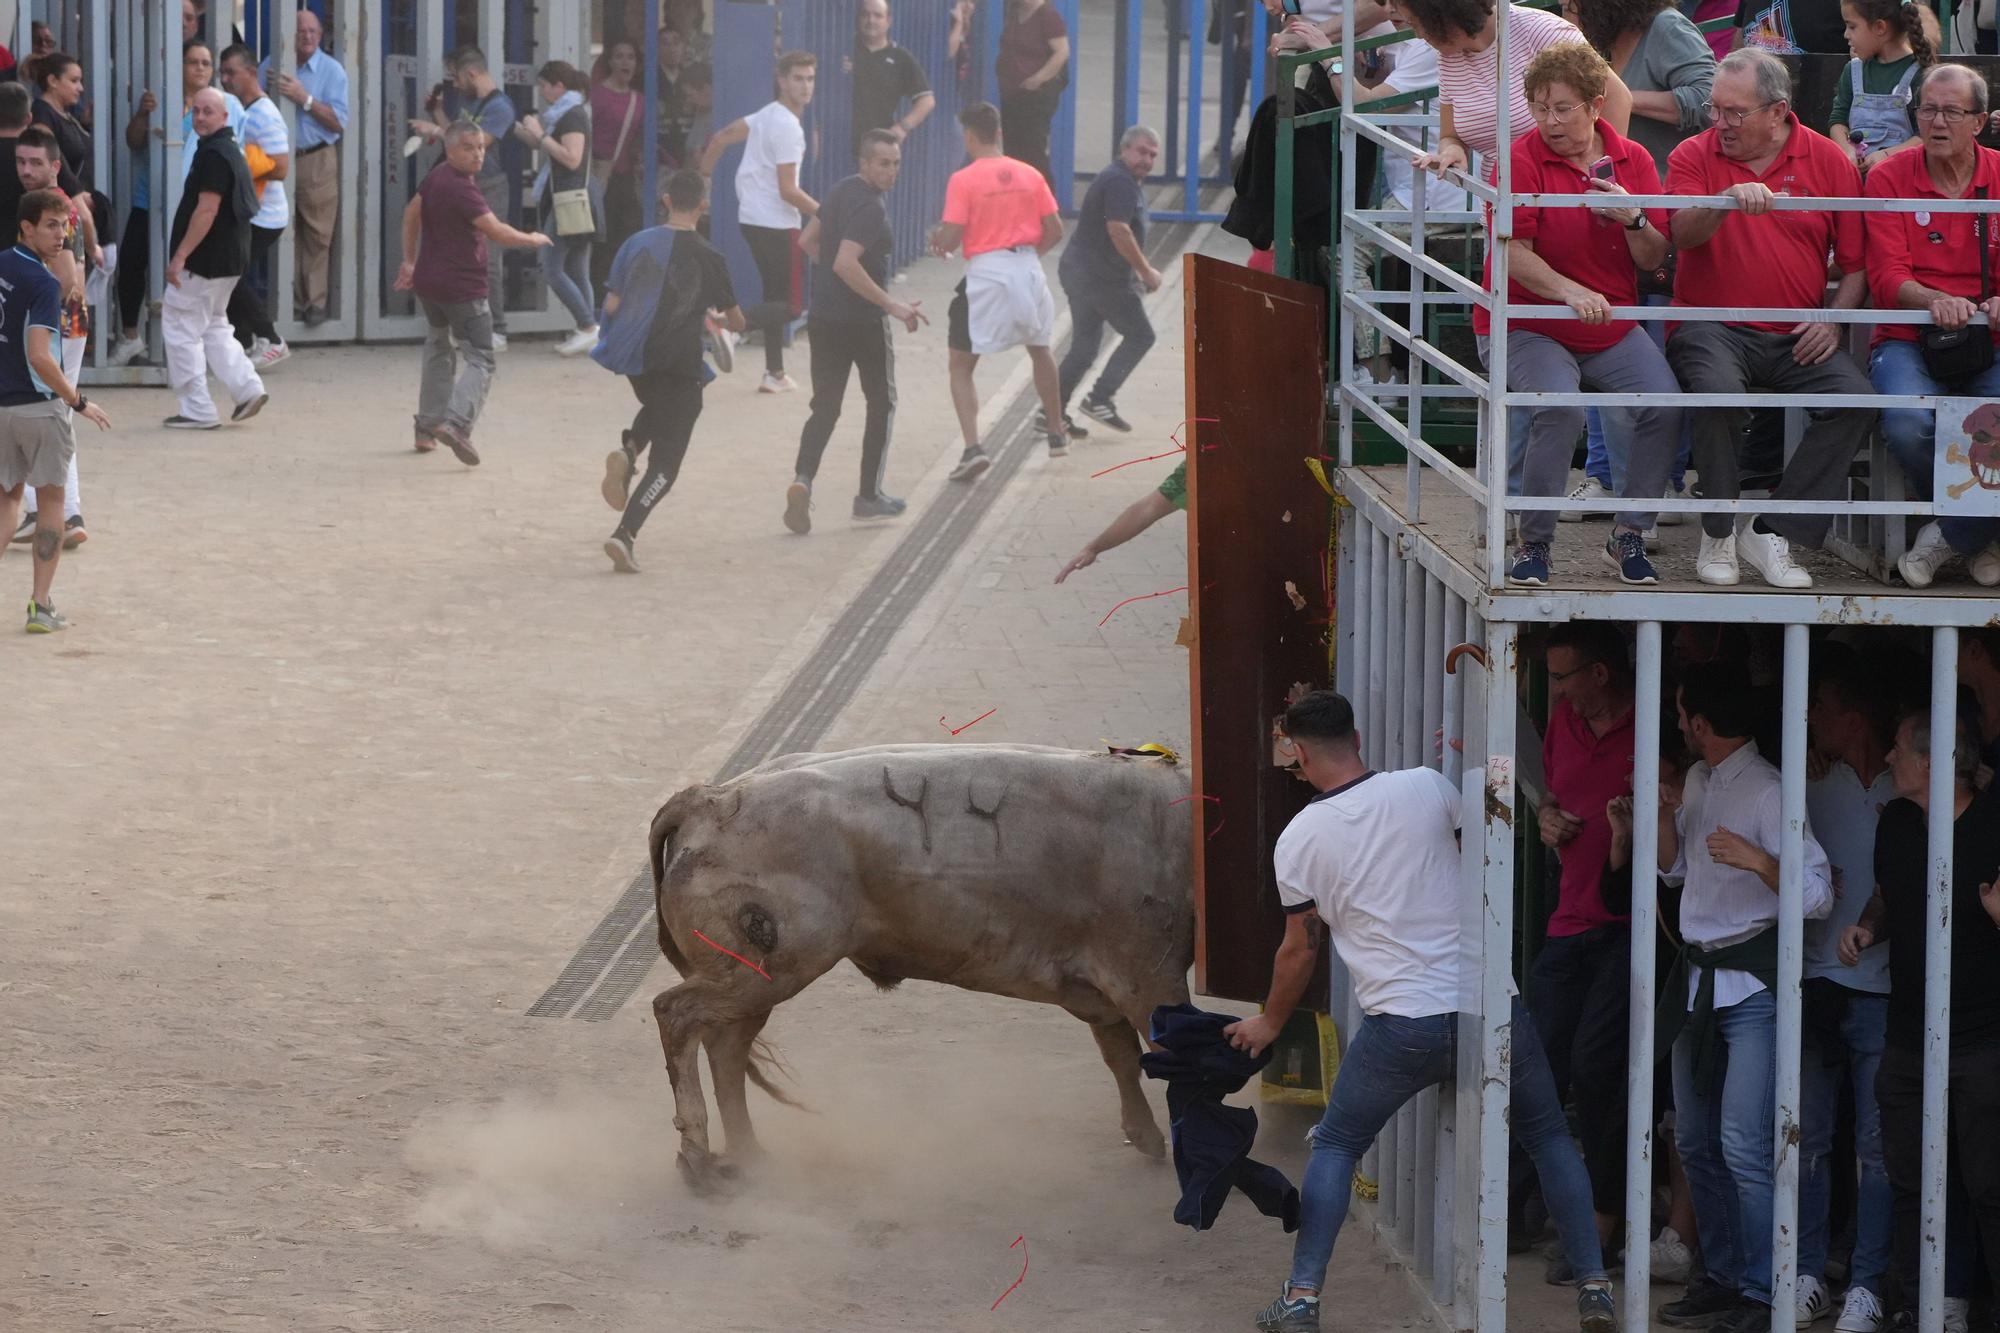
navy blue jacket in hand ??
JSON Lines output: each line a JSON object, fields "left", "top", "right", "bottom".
{"left": 1141, "top": 1003, "right": 1300, "bottom": 1233}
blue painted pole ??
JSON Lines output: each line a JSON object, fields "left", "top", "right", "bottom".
{"left": 1185, "top": 0, "right": 1205, "bottom": 215}
{"left": 1120, "top": 0, "right": 1142, "bottom": 156}
{"left": 642, "top": 0, "right": 660, "bottom": 227}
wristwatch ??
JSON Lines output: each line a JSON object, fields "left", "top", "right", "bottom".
{"left": 69, "top": 393, "right": 86, "bottom": 412}
{"left": 1625, "top": 214, "right": 1648, "bottom": 231}
{"left": 303, "top": 94, "right": 316, "bottom": 114}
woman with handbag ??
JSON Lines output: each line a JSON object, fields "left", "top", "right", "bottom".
{"left": 590, "top": 39, "right": 644, "bottom": 296}
{"left": 997, "top": 0, "right": 1070, "bottom": 191}
{"left": 516, "top": 60, "right": 600, "bottom": 356}
{"left": 1862, "top": 62, "right": 2000, "bottom": 588}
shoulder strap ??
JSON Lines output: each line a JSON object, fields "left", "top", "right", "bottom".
{"left": 609, "top": 89, "right": 639, "bottom": 167}
{"left": 1892, "top": 60, "right": 1920, "bottom": 95}
{"left": 1849, "top": 58, "right": 1865, "bottom": 96}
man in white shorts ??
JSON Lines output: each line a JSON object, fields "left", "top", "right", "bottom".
{"left": 0, "top": 189, "right": 113, "bottom": 633}
{"left": 927, "top": 101, "right": 1066, "bottom": 481}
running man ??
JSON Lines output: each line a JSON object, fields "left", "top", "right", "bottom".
{"left": 784, "top": 128, "right": 927, "bottom": 535}
{"left": 1057, "top": 125, "right": 1163, "bottom": 434}
{"left": 928, "top": 101, "right": 1067, "bottom": 481}
{"left": 592, "top": 169, "right": 745, "bottom": 572}
{"left": 0, "top": 188, "right": 113, "bottom": 633}
{"left": 11, "top": 127, "right": 88, "bottom": 549}
{"left": 394, "top": 120, "right": 551, "bottom": 464}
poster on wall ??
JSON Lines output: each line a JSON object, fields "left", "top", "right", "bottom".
{"left": 1934, "top": 399, "right": 2000, "bottom": 517}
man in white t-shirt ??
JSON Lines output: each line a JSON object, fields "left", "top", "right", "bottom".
{"left": 220, "top": 43, "right": 292, "bottom": 369}
{"left": 1225, "top": 690, "right": 1614, "bottom": 1333}
{"left": 700, "top": 51, "right": 819, "bottom": 393}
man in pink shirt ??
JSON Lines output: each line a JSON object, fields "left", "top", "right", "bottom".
{"left": 928, "top": 101, "right": 1065, "bottom": 481}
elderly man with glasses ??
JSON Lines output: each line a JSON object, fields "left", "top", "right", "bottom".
{"left": 1862, "top": 63, "right": 2000, "bottom": 591}
{"left": 1663, "top": 47, "right": 1875, "bottom": 590}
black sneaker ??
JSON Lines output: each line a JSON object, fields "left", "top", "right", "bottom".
{"left": 948, "top": 447, "right": 991, "bottom": 483}
{"left": 784, "top": 480, "right": 813, "bottom": 534}
{"left": 1036, "top": 408, "right": 1088, "bottom": 439}
{"left": 1577, "top": 1282, "right": 1615, "bottom": 1333}
{"left": 1048, "top": 431, "right": 1069, "bottom": 459}
{"left": 1660, "top": 1278, "right": 1746, "bottom": 1328}
{"left": 1254, "top": 1289, "right": 1320, "bottom": 1332}
{"left": 163, "top": 414, "right": 220, "bottom": 430}
{"left": 602, "top": 442, "right": 635, "bottom": 510}
{"left": 604, "top": 529, "right": 639, "bottom": 573}
{"left": 231, "top": 392, "right": 269, "bottom": 423}
{"left": 1709, "top": 1302, "right": 1774, "bottom": 1333}
{"left": 1507, "top": 540, "right": 1552, "bottom": 587}
{"left": 1079, "top": 394, "right": 1132, "bottom": 432}
{"left": 63, "top": 514, "right": 87, "bottom": 549}
{"left": 852, "top": 492, "right": 907, "bottom": 520}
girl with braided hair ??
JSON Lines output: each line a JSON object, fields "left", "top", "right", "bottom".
{"left": 1830, "top": 0, "right": 1937, "bottom": 172}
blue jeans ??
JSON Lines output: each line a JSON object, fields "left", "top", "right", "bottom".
{"left": 1800, "top": 985, "right": 1892, "bottom": 1293}
{"left": 1870, "top": 339, "right": 2000, "bottom": 554}
{"left": 1673, "top": 986, "right": 1778, "bottom": 1305}
{"left": 1288, "top": 998, "right": 1606, "bottom": 1293}
{"left": 543, "top": 231, "right": 596, "bottom": 329}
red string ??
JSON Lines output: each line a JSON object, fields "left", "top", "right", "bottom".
{"left": 991, "top": 1235, "right": 1028, "bottom": 1310}
{"left": 690, "top": 929, "right": 772, "bottom": 980}
{"left": 1098, "top": 585, "right": 1188, "bottom": 627}
{"left": 939, "top": 708, "right": 997, "bottom": 736}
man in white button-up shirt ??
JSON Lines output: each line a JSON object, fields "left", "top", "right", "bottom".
{"left": 1656, "top": 663, "right": 1832, "bottom": 1333}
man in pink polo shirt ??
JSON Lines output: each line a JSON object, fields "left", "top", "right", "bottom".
{"left": 1665, "top": 47, "right": 1874, "bottom": 591}
{"left": 928, "top": 101, "right": 1065, "bottom": 482}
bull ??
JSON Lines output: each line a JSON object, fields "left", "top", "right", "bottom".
{"left": 647, "top": 743, "right": 1194, "bottom": 1191}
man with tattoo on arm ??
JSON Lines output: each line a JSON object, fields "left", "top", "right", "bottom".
{"left": 1224, "top": 691, "right": 1615, "bottom": 1333}
{"left": 0, "top": 188, "right": 113, "bottom": 634}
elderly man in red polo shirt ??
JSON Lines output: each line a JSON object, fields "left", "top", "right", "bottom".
{"left": 1665, "top": 47, "right": 1875, "bottom": 590}
{"left": 1862, "top": 63, "right": 2000, "bottom": 591}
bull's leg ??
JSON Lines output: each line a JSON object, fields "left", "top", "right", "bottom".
{"left": 652, "top": 979, "right": 736, "bottom": 1194}
{"left": 704, "top": 1011, "right": 773, "bottom": 1161}
{"left": 1087, "top": 1017, "right": 1168, "bottom": 1161}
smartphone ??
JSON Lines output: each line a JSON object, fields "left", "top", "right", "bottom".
{"left": 1282, "top": 0, "right": 1302, "bottom": 14}
{"left": 1589, "top": 155, "right": 1615, "bottom": 181}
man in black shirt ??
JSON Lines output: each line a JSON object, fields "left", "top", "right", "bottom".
{"left": 1843, "top": 706, "right": 2000, "bottom": 1326}
{"left": 849, "top": 0, "right": 936, "bottom": 159}
{"left": 784, "top": 130, "right": 927, "bottom": 535}
{"left": 162, "top": 87, "right": 267, "bottom": 430}
{"left": 1057, "top": 125, "right": 1164, "bottom": 434}
{"left": 0, "top": 82, "right": 87, "bottom": 243}
{"left": 593, "top": 169, "right": 744, "bottom": 572}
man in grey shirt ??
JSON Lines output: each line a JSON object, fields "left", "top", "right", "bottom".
{"left": 411, "top": 45, "right": 519, "bottom": 343}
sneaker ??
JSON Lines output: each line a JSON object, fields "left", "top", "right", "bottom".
{"left": 9, "top": 512, "right": 31, "bottom": 543}
{"left": 1738, "top": 522, "right": 1813, "bottom": 589}
{"left": 1508, "top": 540, "right": 1552, "bottom": 587}
{"left": 1560, "top": 475, "right": 1613, "bottom": 522}
{"left": 1661, "top": 1277, "right": 1747, "bottom": 1327}
{"left": 1835, "top": 1286, "right": 1884, "bottom": 1333}
{"left": 1578, "top": 1282, "right": 1616, "bottom": 1333}
{"left": 784, "top": 480, "right": 813, "bottom": 534}
{"left": 1642, "top": 525, "right": 1660, "bottom": 550}
{"left": 1048, "top": 431, "right": 1069, "bottom": 459}
{"left": 1797, "top": 1275, "right": 1831, "bottom": 1327}
{"left": 1714, "top": 1304, "right": 1777, "bottom": 1333}
{"left": 556, "top": 326, "right": 599, "bottom": 357}
{"left": 62, "top": 514, "right": 86, "bottom": 549}
{"left": 108, "top": 335, "right": 146, "bottom": 366}
{"left": 231, "top": 393, "right": 269, "bottom": 423}
{"left": 705, "top": 319, "right": 737, "bottom": 373}
{"left": 23, "top": 598, "right": 65, "bottom": 633}
{"left": 758, "top": 371, "right": 797, "bottom": 394}
{"left": 852, "top": 492, "right": 907, "bottom": 520}
{"left": 1649, "top": 1227, "right": 1695, "bottom": 1286}
{"left": 948, "top": 447, "right": 991, "bottom": 482}
{"left": 1942, "top": 1297, "right": 1970, "bottom": 1333}
{"left": 1079, "top": 394, "right": 1133, "bottom": 432}
{"left": 1899, "top": 521, "right": 1953, "bottom": 588}
{"left": 413, "top": 432, "right": 437, "bottom": 453}
{"left": 1696, "top": 531, "right": 1740, "bottom": 586}
{"left": 1657, "top": 489, "right": 1687, "bottom": 525}
{"left": 432, "top": 421, "right": 480, "bottom": 466}
{"left": 1972, "top": 541, "right": 2000, "bottom": 588}
{"left": 1037, "top": 408, "right": 1088, "bottom": 439}
{"left": 163, "top": 414, "right": 220, "bottom": 430}
{"left": 1254, "top": 1289, "right": 1320, "bottom": 1333}
{"left": 604, "top": 529, "right": 640, "bottom": 573}
{"left": 603, "top": 446, "right": 635, "bottom": 510}
{"left": 489, "top": 330, "right": 509, "bottom": 352}
{"left": 252, "top": 338, "right": 291, "bottom": 370}
{"left": 1604, "top": 531, "right": 1658, "bottom": 585}
{"left": 301, "top": 305, "right": 328, "bottom": 328}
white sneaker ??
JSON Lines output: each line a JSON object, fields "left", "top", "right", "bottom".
{"left": 1648, "top": 1226, "right": 1694, "bottom": 1285}
{"left": 1899, "top": 521, "right": 1954, "bottom": 589}
{"left": 1796, "top": 1274, "right": 1831, "bottom": 1327}
{"left": 758, "top": 371, "right": 797, "bottom": 394}
{"left": 1643, "top": 525, "right": 1660, "bottom": 550}
{"left": 556, "top": 326, "right": 599, "bottom": 357}
{"left": 1970, "top": 541, "right": 2000, "bottom": 588}
{"left": 490, "top": 330, "right": 509, "bottom": 352}
{"left": 1657, "top": 488, "right": 1687, "bottom": 525}
{"left": 706, "top": 322, "right": 738, "bottom": 373}
{"left": 253, "top": 338, "right": 291, "bottom": 370}
{"left": 1559, "top": 475, "right": 1613, "bottom": 522}
{"left": 1697, "top": 531, "right": 1740, "bottom": 585}
{"left": 1944, "top": 1296, "right": 1970, "bottom": 1333}
{"left": 1738, "top": 522, "right": 1813, "bottom": 588}
{"left": 108, "top": 336, "right": 145, "bottom": 366}
{"left": 1834, "top": 1286, "right": 1883, "bottom": 1333}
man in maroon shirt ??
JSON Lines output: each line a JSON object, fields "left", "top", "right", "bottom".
{"left": 394, "top": 120, "right": 550, "bottom": 464}
{"left": 1529, "top": 620, "right": 1638, "bottom": 1266}
{"left": 1665, "top": 48, "right": 1874, "bottom": 591}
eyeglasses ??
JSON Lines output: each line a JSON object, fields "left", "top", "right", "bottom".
{"left": 1915, "top": 103, "right": 1977, "bottom": 124}
{"left": 1701, "top": 99, "right": 1777, "bottom": 127}
{"left": 1547, "top": 662, "right": 1598, "bottom": 684}
{"left": 1527, "top": 100, "right": 1589, "bottom": 123}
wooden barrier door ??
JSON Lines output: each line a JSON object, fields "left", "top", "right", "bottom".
{"left": 1184, "top": 253, "right": 1330, "bottom": 1002}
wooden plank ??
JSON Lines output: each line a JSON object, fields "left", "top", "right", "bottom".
{"left": 1185, "top": 253, "right": 1331, "bottom": 1002}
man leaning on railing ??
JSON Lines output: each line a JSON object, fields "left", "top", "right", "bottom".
{"left": 1663, "top": 47, "right": 1876, "bottom": 592}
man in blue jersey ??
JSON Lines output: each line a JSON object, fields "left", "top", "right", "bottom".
{"left": 0, "top": 188, "right": 112, "bottom": 634}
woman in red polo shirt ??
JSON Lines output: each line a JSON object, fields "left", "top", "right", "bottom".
{"left": 1863, "top": 62, "right": 2000, "bottom": 591}
{"left": 1476, "top": 42, "right": 1681, "bottom": 587}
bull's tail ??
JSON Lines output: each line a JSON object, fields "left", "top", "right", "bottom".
{"left": 649, "top": 784, "right": 715, "bottom": 978}
{"left": 746, "top": 1037, "right": 809, "bottom": 1110}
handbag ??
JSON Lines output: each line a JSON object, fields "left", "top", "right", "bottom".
{"left": 552, "top": 186, "right": 596, "bottom": 236}
{"left": 590, "top": 90, "right": 640, "bottom": 185}
{"left": 1920, "top": 186, "right": 1994, "bottom": 382}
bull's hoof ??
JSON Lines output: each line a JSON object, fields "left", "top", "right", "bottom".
{"left": 676, "top": 1147, "right": 743, "bottom": 1196}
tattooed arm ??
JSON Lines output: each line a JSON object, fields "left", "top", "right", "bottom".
{"left": 1223, "top": 909, "right": 1322, "bottom": 1057}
